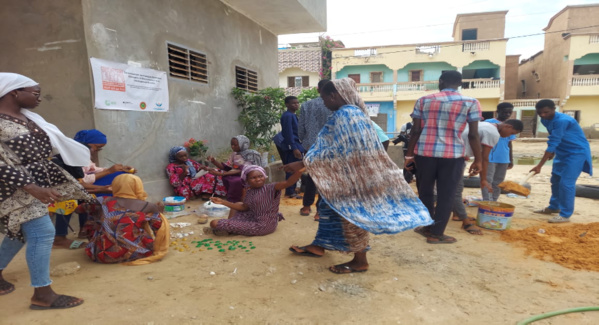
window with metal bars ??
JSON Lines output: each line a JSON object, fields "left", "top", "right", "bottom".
{"left": 167, "top": 43, "right": 208, "bottom": 83}
{"left": 235, "top": 66, "right": 258, "bottom": 92}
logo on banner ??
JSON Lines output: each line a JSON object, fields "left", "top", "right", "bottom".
{"left": 100, "top": 66, "right": 126, "bottom": 92}
{"left": 140, "top": 102, "right": 147, "bottom": 110}
{"left": 104, "top": 100, "right": 116, "bottom": 106}
{"left": 156, "top": 102, "right": 163, "bottom": 107}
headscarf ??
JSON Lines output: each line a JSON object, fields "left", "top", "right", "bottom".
{"left": 0, "top": 72, "right": 38, "bottom": 98}
{"left": 241, "top": 165, "right": 268, "bottom": 182}
{"left": 74, "top": 129, "right": 107, "bottom": 145}
{"left": 330, "top": 78, "right": 367, "bottom": 114}
{"left": 168, "top": 146, "right": 197, "bottom": 178}
{"left": 233, "top": 135, "right": 262, "bottom": 166}
{"left": 112, "top": 174, "right": 148, "bottom": 201}
{"left": 0, "top": 73, "right": 91, "bottom": 166}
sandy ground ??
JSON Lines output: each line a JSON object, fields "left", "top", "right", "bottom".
{"left": 1, "top": 140, "right": 599, "bottom": 325}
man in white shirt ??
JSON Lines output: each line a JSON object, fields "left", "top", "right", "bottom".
{"left": 453, "top": 119, "right": 523, "bottom": 235}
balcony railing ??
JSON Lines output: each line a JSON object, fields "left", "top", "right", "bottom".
{"left": 356, "top": 82, "right": 394, "bottom": 93}
{"left": 462, "top": 79, "right": 500, "bottom": 89}
{"left": 590, "top": 35, "right": 599, "bottom": 44}
{"left": 396, "top": 81, "right": 439, "bottom": 91}
{"left": 572, "top": 74, "right": 599, "bottom": 86}
{"left": 511, "top": 99, "right": 559, "bottom": 107}
{"left": 462, "top": 41, "right": 490, "bottom": 52}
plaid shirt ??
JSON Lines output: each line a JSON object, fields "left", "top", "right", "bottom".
{"left": 411, "top": 89, "right": 482, "bottom": 158}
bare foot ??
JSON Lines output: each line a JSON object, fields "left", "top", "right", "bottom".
{"left": 53, "top": 236, "right": 74, "bottom": 249}
{"left": 289, "top": 244, "right": 324, "bottom": 256}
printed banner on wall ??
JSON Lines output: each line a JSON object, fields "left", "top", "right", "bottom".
{"left": 365, "top": 103, "right": 380, "bottom": 117}
{"left": 90, "top": 57, "right": 169, "bottom": 112}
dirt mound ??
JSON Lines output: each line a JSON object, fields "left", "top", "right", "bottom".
{"left": 501, "top": 223, "right": 599, "bottom": 272}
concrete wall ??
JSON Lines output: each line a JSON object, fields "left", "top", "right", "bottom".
{"left": 504, "top": 55, "right": 520, "bottom": 100}
{"left": 453, "top": 12, "right": 506, "bottom": 41}
{"left": 518, "top": 53, "right": 544, "bottom": 99}
{"left": 81, "top": 0, "right": 279, "bottom": 200}
{"left": 562, "top": 96, "right": 599, "bottom": 128}
{"left": 0, "top": 0, "right": 95, "bottom": 137}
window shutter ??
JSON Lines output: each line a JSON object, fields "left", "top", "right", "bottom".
{"left": 288, "top": 76, "right": 294, "bottom": 87}
{"left": 302, "top": 76, "right": 309, "bottom": 87}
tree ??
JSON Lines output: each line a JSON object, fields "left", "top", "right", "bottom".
{"left": 231, "top": 87, "right": 286, "bottom": 150}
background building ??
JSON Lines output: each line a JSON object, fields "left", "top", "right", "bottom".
{"left": 0, "top": 0, "right": 326, "bottom": 199}
{"left": 278, "top": 42, "right": 322, "bottom": 96}
{"left": 331, "top": 11, "right": 509, "bottom": 136}
{"left": 516, "top": 4, "right": 599, "bottom": 136}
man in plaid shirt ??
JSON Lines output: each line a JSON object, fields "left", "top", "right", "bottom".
{"left": 405, "top": 71, "right": 483, "bottom": 244}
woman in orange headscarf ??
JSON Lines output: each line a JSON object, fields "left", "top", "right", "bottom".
{"left": 83, "top": 174, "right": 169, "bottom": 264}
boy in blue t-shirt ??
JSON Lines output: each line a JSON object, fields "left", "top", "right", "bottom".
{"left": 483, "top": 102, "right": 515, "bottom": 201}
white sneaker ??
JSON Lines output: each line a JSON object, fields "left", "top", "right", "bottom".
{"left": 548, "top": 216, "right": 570, "bottom": 223}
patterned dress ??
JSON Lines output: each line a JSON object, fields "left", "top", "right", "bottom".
{"left": 85, "top": 197, "right": 162, "bottom": 263}
{"left": 166, "top": 160, "right": 226, "bottom": 199}
{"left": 0, "top": 114, "right": 92, "bottom": 241}
{"left": 214, "top": 183, "right": 283, "bottom": 236}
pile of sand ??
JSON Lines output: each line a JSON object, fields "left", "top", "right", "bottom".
{"left": 501, "top": 223, "right": 599, "bottom": 271}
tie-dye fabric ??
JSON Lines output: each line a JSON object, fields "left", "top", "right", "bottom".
{"left": 304, "top": 104, "right": 432, "bottom": 234}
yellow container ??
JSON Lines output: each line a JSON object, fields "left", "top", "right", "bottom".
{"left": 476, "top": 201, "right": 515, "bottom": 231}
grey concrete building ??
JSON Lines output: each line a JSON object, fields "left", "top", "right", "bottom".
{"left": 0, "top": 0, "right": 326, "bottom": 199}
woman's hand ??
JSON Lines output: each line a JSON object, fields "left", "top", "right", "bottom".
{"left": 23, "top": 184, "right": 61, "bottom": 204}
{"left": 210, "top": 197, "right": 224, "bottom": 205}
{"left": 207, "top": 156, "right": 217, "bottom": 164}
{"left": 155, "top": 201, "right": 165, "bottom": 213}
{"left": 530, "top": 165, "right": 542, "bottom": 175}
{"left": 209, "top": 169, "right": 223, "bottom": 176}
{"left": 123, "top": 165, "right": 136, "bottom": 173}
{"left": 109, "top": 164, "right": 125, "bottom": 173}
{"left": 282, "top": 161, "right": 305, "bottom": 174}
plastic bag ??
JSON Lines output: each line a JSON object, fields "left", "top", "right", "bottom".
{"left": 202, "top": 201, "right": 230, "bottom": 218}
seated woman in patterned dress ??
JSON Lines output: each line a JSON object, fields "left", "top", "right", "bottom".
{"left": 166, "top": 146, "right": 226, "bottom": 200}
{"left": 84, "top": 174, "right": 169, "bottom": 264}
{"left": 206, "top": 135, "right": 262, "bottom": 203}
{"left": 204, "top": 165, "right": 302, "bottom": 236}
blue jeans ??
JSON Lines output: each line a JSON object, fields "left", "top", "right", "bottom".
{"left": 0, "top": 215, "right": 54, "bottom": 287}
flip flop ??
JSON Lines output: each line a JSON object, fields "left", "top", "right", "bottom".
{"left": 299, "top": 207, "right": 311, "bottom": 216}
{"left": 30, "top": 295, "right": 84, "bottom": 310}
{"left": 0, "top": 279, "right": 15, "bottom": 296}
{"left": 462, "top": 223, "right": 483, "bottom": 235}
{"left": 328, "top": 264, "right": 368, "bottom": 274}
{"left": 426, "top": 234, "right": 457, "bottom": 244}
{"left": 69, "top": 240, "right": 86, "bottom": 250}
{"left": 413, "top": 227, "right": 431, "bottom": 238}
{"left": 289, "top": 246, "right": 323, "bottom": 258}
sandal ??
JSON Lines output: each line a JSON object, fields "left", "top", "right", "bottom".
{"left": 328, "top": 264, "right": 368, "bottom": 274}
{"left": 462, "top": 218, "right": 483, "bottom": 235}
{"left": 426, "top": 234, "right": 457, "bottom": 244}
{"left": 30, "top": 295, "right": 84, "bottom": 310}
{"left": 0, "top": 279, "right": 15, "bottom": 296}
{"left": 414, "top": 227, "right": 432, "bottom": 238}
{"left": 299, "top": 207, "right": 311, "bottom": 216}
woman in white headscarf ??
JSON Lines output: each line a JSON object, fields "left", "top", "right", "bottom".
{"left": 0, "top": 73, "right": 90, "bottom": 309}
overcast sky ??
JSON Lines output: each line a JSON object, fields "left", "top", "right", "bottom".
{"left": 278, "top": 0, "right": 599, "bottom": 60}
